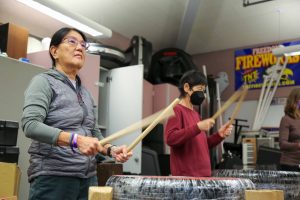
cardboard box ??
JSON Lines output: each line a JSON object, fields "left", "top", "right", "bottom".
{"left": 0, "top": 162, "right": 21, "bottom": 197}
{"left": 245, "top": 190, "right": 284, "bottom": 200}
{"left": 0, "top": 23, "right": 28, "bottom": 59}
{"left": 88, "top": 187, "right": 112, "bottom": 200}
{"left": 0, "top": 196, "right": 17, "bottom": 200}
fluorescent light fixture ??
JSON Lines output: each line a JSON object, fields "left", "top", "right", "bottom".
{"left": 17, "top": 0, "right": 112, "bottom": 38}
{"left": 272, "top": 44, "right": 300, "bottom": 57}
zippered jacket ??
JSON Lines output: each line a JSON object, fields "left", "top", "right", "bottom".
{"left": 22, "top": 69, "right": 103, "bottom": 181}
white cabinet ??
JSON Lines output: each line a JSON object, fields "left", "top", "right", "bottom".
{"left": 98, "top": 67, "right": 109, "bottom": 130}
{"left": 99, "top": 65, "right": 144, "bottom": 174}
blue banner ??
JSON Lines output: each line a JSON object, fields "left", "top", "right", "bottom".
{"left": 235, "top": 41, "right": 300, "bottom": 90}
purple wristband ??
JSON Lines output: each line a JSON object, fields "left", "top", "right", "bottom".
{"left": 70, "top": 133, "right": 75, "bottom": 147}
{"left": 73, "top": 134, "right": 78, "bottom": 148}
{"left": 71, "top": 133, "right": 78, "bottom": 153}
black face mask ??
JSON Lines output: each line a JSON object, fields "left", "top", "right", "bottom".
{"left": 190, "top": 91, "right": 205, "bottom": 105}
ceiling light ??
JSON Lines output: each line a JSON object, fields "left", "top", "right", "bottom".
{"left": 17, "top": 0, "right": 112, "bottom": 38}
{"left": 272, "top": 44, "right": 300, "bottom": 57}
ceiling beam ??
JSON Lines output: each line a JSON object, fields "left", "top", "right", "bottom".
{"left": 175, "top": 0, "right": 201, "bottom": 50}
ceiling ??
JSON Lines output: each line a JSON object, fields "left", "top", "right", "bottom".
{"left": 1, "top": 0, "right": 300, "bottom": 55}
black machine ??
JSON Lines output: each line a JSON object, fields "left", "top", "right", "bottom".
{"left": 0, "top": 120, "right": 19, "bottom": 163}
{"left": 125, "top": 35, "right": 153, "bottom": 77}
{"left": 146, "top": 48, "right": 196, "bottom": 86}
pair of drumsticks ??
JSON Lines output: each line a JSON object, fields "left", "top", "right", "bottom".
{"left": 99, "top": 85, "right": 248, "bottom": 152}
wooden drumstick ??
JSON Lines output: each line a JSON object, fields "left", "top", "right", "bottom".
{"left": 127, "top": 98, "right": 180, "bottom": 151}
{"left": 212, "top": 88, "right": 243, "bottom": 120}
{"left": 228, "top": 86, "right": 248, "bottom": 124}
{"left": 99, "top": 109, "right": 172, "bottom": 146}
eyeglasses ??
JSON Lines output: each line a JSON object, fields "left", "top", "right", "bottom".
{"left": 61, "top": 37, "right": 89, "bottom": 50}
{"left": 193, "top": 89, "right": 206, "bottom": 94}
{"left": 192, "top": 85, "right": 206, "bottom": 92}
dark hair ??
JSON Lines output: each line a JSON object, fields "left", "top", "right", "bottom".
{"left": 284, "top": 88, "right": 300, "bottom": 119}
{"left": 49, "top": 27, "right": 87, "bottom": 66}
{"left": 178, "top": 70, "right": 207, "bottom": 97}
